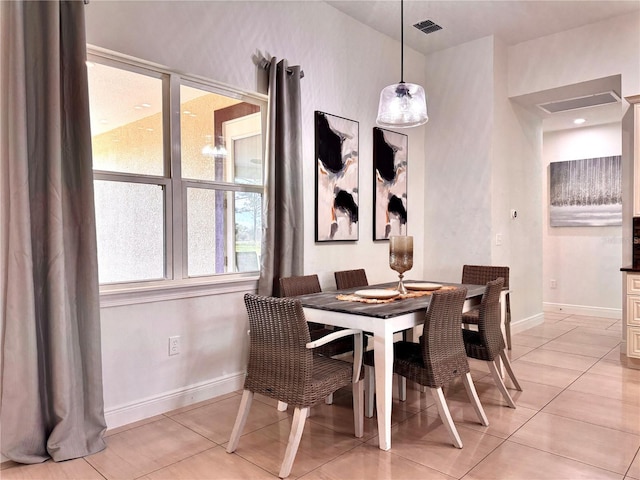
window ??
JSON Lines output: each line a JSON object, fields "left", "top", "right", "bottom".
{"left": 87, "top": 53, "right": 266, "bottom": 289}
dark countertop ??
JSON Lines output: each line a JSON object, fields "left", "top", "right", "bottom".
{"left": 621, "top": 265, "right": 640, "bottom": 272}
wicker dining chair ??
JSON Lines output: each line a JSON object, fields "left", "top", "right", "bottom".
{"left": 279, "top": 274, "right": 360, "bottom": 408}
{"left": 461, "top": 265, "right": 512, "bottom": 349}
{"left": 227, "top": 294, "right": 364, "bottom": 478}
{"left": 334, "top": 269, "right": 369, "bottom": 290}
{"left": 462, "top": 278, "right": 522, "bottom": 408}
{"left": 363, "top": 287, "right": 489, "bottom": 448}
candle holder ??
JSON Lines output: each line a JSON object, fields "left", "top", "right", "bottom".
{"left": 389, "top": 235, "right": 413, "bottom": 294}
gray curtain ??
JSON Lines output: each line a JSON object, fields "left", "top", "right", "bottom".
{"left": 0, "top": 0, "right": 107, "bottom": 463}
{"left": 258, "top": 58, "right": 304, "bottom": 296}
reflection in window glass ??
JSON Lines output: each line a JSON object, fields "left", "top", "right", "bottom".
{"left": 87, "top": 63, "right": 164, "bottom": 175}
{"left": 94, "top": 181, "right": 165, "bottom": 283}
{"left": 187, "top": 188, "right": 262, "bottom": 276}
{"left": 234, "top": 191, "right": 262, "bottom": 272}
{"left": 234, "top": 134, "right": 262, "bottom": 185}
{"left": 180, "top": 85, "right": 261, "bottom": 182}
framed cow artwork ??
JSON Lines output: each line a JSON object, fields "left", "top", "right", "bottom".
{"left": 314, "top": 111, "right": 359, "bottom": 242}
{"left": 373, "top": 127, "right": 407, "bottom": 240}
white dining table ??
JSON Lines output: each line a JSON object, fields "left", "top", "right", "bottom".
{"left": 297, "top": 281, "right": 486, "bottom": 451}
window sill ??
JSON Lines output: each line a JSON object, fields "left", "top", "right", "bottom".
{"left": 99, "top": 275, "right": 259, "bottom": 308}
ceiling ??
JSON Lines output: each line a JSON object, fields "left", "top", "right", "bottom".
{"left": 326, "top": 0, "right": 640, "bottom": 57}
{"left": 327, "top": 0, "right": 639, "bottom": 131}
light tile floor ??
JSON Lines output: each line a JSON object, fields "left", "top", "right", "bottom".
{"left": 2, "top": 313, "right": 640, "bottom": 479}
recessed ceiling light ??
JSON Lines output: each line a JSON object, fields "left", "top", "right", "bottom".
{"left": 146, "top": 128, "right": 154, "bottom": 132}
{"left": 134, "top": 105, "right": 143, "bottom": 110}
{"left": 574, "top": 118, "right": 586, "bottom": 125}
{"left": 99, "top": 119, "right": 108, "bottom": 124}
{"left": 183, "top": 110, "right": 191, "bottom": 115}
{"left": 141, "top": 103, "right": 151, "bottom": 108}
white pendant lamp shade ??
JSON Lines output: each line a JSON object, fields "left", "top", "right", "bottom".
{"left": 377, "top": 82, "right": 428, "bottom": 128}
{"left": 377, "top": 0, "right": 429, "bottom": 128}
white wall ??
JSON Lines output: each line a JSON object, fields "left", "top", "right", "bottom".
{"left": 543, "top": 123, "right": 623, "bottom": 316}
{"left": 84, "top": 2, "right": 639, "bottom": 427}
{"left": 85, "top": 0, "right": 428, "bottom": 427}
{"left": 423, "top": 36, "right": 543, "bottom": 327}
{"left": 508, "top": 13, "right": 640, "bottom": 100}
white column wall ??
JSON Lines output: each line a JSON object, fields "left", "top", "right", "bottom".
{"left": 423, "top": 36, "right": 543, "bottom": 326}
{"left": 422, "top": 36, "right": 494, "bottom": 281}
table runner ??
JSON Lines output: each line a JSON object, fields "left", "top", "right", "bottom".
{"left": 336, "top": 285, "right": 457, "bottom": 304}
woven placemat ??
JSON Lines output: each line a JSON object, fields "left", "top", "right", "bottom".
{"left": 336, "top": 285, "right": 456, "bottom": 304}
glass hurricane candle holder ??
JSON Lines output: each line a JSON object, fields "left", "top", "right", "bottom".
{"left": 389, "top": 235, "right": 413, "bottom": 294}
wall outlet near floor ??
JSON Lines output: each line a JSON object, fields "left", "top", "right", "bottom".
{"left": 495, "top": 233, "right": 503, "bottom": 246}
{"left": 169, "top": 336, "right": 181, "bottom": 356}
{"left": 550, "top": 279, "right": 557, "bottom": 289}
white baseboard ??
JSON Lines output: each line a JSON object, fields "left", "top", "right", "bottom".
{"left": 104, "top": 372, "right": 245, "bottom": 430}
{"left": 543, "top": 302, "right": 622, "bottom": 320}
{"left": 511, "top": 313, "right": 544, "bottom": 334}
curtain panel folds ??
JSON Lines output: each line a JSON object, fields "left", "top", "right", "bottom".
{"left": 258, "top": 58, "right": 304, "bottom": 297}
{"left": 0, "top": 0, "right": 107, "bottom": 463}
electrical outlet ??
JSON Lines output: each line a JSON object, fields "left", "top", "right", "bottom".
{"left": 550, "top": 279, "right": 557, "bottom": 289}
{"left": 495, "top": 234, "right": 503, "bottom": 246}
{"left": 169, "top": 336, "right": 180, "bottom": 356}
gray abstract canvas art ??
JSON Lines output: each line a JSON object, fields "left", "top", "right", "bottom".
{"left": 549, "top": 156, "right": 622, "bottom": 227}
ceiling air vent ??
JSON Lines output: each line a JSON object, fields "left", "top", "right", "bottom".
{"left": 413, "top": 19, "right": 442, "bottom": 35}
{"left": 537, "top": 91, "right": 621, "bottom": 114}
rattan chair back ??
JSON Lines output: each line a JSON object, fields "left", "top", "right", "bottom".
{"left": 461, "top": 265, "right": 509, "bottom": 289}
{"left": 279, "top": 275, "right": 322, "bottom": 297}
{"left": 416, "top": 287, "right": 470, "bottom": 388}
{"left": 462, "top": 264, "right": 512, "bottom": 349}
{"left": 244, "top": 294, "right": 314, "bottom": 404}
{"left": 334, "top": 269, "right": 369, "bottom": 290}
{"left": 464, "top": 278, "right": 504, "bottom": 361}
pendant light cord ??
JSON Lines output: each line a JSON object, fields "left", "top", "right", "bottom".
{"left": 400, "top": 0, "right": 404, "bottom": 83}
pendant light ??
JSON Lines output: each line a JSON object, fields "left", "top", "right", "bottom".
{"left": 376, "top": 0, "right": 428, "bottom": 128}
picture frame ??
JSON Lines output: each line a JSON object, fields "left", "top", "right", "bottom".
{"left": 314, "top": 111, "right": 359, "bottom": 242}
{"left": 549, "top": 156, "right": 622, "bottom": 227}
{"left": 373, "top": 127, "right": 408, "bottom": 240}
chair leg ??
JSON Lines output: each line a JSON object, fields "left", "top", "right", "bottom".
{"left": 352, "top": 380, "right": 364, "bottom": 438}
{"left": 430, "top": 387, "right": 463, "bottom": 449}
{"left": 488, "top": 360, "right": 516, "bottom": 408}
{"left": 364, "top": 365, "right": 375, "bottom": 418}
{"left": 227, "top": 390, "right": 254, "bottom": 453}
{"left": 499, "top": 350, "right": 522, "bottom": 391}
{"left": 279, "top": 406, "right": 308, "bottom": 479}
{"left": 505, "top": 297, "right": 512, "bottom": 350}
{"left": 277, "top": 401, "right": 288, "bottom": 412}
{"left": 325, "top": 393, "right": 334, "bottom": 405}
{"left": 461, "top": 372, "right": 489, "bottom": 426}
{"left": 395, "top": 374, "right": 407, "bottom": 401}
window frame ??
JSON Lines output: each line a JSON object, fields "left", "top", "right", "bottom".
{"left": 88, "top": 47, "right": 268, "bottom": 307}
